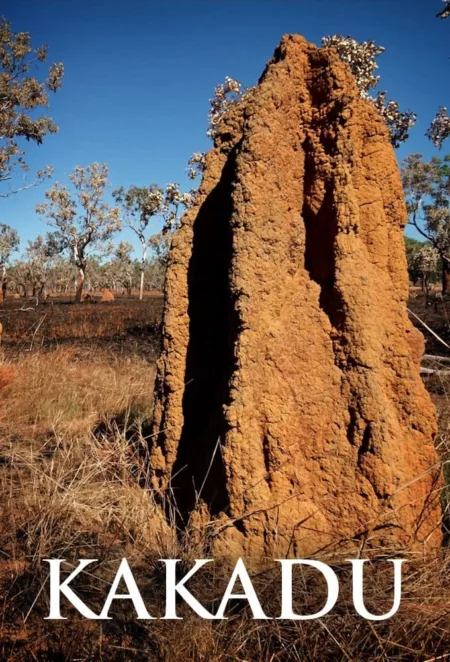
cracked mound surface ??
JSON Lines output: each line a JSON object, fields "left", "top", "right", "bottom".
{"left": 150, "top": 34, "right": 442, "bottom": 559}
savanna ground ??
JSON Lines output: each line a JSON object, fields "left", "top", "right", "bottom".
{"left": 1, "top": 291, "right": 450, "bottom": 660}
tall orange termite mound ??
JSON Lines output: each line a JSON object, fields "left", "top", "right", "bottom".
{"left": 150, "top": 35, "right": 442, "bottom": 559}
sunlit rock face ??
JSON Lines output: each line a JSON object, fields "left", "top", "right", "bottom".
{"left": 149, "top": 35, "right": 442, "bottom": 560}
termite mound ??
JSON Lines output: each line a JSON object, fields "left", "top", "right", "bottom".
{"left": 150, "top": 35, "right": 442, "bottom": 560}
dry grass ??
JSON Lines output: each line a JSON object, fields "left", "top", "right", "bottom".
{"left": 2, "top": 308, "right": 450, "bottom": 659}
{"left": 2, "top": 445, "right": 450, "bottom": 662}
{"left": 0, "top": 346, "right": 155, "bottom": 437}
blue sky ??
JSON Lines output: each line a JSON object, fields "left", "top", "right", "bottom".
{"left": 2, "top": 0, "right": 449, "bottom": 252}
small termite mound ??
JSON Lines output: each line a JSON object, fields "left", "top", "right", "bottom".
{"left": 101, "top": 290, "right": 115, "bottom": 303}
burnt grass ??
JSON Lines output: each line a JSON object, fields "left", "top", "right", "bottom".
{"left": 0, "top": 293, "right": 164, "bottom": 361}
{"left": 408, "top": 289, "right": 450, "bottom": 357}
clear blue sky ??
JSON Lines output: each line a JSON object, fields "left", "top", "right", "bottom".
{"left": 2, "top": 0, "right": 449, "bottom": 252}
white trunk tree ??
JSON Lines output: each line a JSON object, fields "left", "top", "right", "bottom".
{"left": 36, "top": 163, "right": 122, "bottom": 303}
{"left": 113, "top": 183, "right": 191, "bottom": 300}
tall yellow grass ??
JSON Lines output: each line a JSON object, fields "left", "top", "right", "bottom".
{"left": 0, "top": 346, "right": 155, "bottom": 436}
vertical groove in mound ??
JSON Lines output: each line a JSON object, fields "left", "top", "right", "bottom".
{"left": 169, "top": 144, "right": 242, "bottom": 518}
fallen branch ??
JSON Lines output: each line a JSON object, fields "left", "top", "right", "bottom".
{"left": 420, "top": 367, "right": 450, "bottom": 376}
{"left": 407, "top": 308, "right": 450, "bottom": 351}
{"left": 423, "top": 354, "right": 450, "bottom": 363}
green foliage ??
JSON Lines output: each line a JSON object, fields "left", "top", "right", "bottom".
{"left": 36, "top": 163, "right": 122, "bottom": 270}
{"left": 402, "top": 154, "right": 450, "bottom": 252}
{"left": 0, "top": 16, "right": 63, "bottom": 197}
{"left": 0, "top": 222, "right": 19, "bottom": 266}
{"left": 36, "top": 163, "right": 122, "bottom": 301}
{"left": 405, "top": 236, "right": 424, "bottom": 284}
{"left": 113, "top": 183, "right": 190, "bottom": 299}
{"left": 402, "top": 154, "right": 450, "bottom": 290}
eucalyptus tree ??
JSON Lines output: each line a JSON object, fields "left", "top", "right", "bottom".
{"left": 416, "top": 245, "right": 440, "bottom": 296}
{"left": 49, "top": 257, "right": 76, "bottom": 294}
{"left": 0, "top": 222, "right": 19, "bottom": 299}
{"left": 321, "top": 35, "right": 416, "bottom": 146}
{"left": 113, "top": 183, "right": 191, "bottom": 299}
{"left": 402, "top": 154, "right": 450, "bottom": 293}
{"left": 102, "top": 241, "right": 135, "bottom": 294}
{"left": 187, "top": 78, "right": 244, "bottom": 181}
{"left": 36, "top": 163, "right": 122, "bottom": 302}
{"left": 0, "top": 17, "right": 63, "bottom": 198}
{"left": 23, "top": 234, "right": 54, "bottom": 300}
{"left": 405, "top": 236, "right": 424, "bottom": 286}
{"left": 427, "top": 1, "right": 450, "bottom": 147}
{"left": 113, "top": 185, "right": 163, "bottom": 299}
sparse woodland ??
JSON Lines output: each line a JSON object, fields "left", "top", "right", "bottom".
{"left": 1, "top": 4, "right": 450, "bottom": 661}
{"left": 0, "top": 14, "right": 449, "bottom": 303}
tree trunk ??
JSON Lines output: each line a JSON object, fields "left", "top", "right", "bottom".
{"left": 139, "top": 242, "right": 147, "bottom": 301}
{"left": 442, "top": 262, "right": 450, "bottom": 295}
{"left": 1, "top": 265, "right": 6, "bottom": 302}
{"left": 139, "top": 269, "right": 144, "bottom": 300}
{"left": 75, "top": 268, "right": 85, "bottom": 303}
{"left": 425, "top": 275, "right": 431, "bottom": 305}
